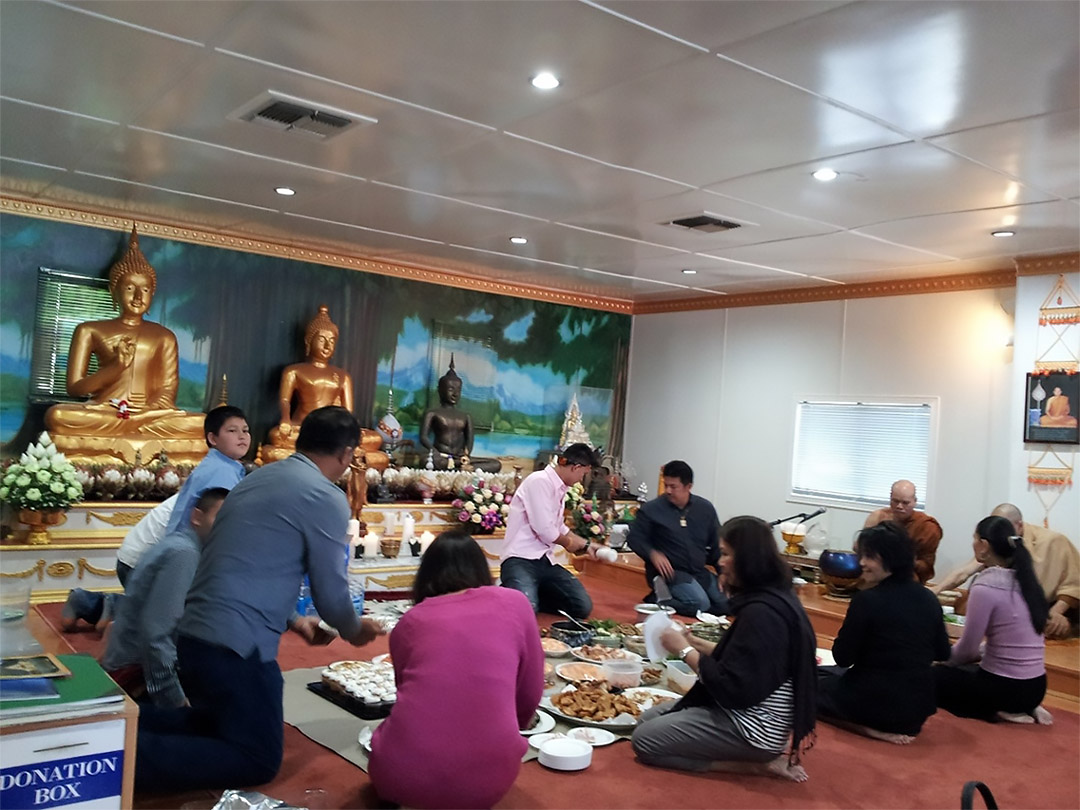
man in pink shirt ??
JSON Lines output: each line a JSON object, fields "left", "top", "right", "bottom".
{"left": 500, "top": 443, "right": 600, "bottom": 617}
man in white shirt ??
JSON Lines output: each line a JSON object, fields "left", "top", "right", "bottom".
{"left": 500, "top": 443, "right": 599, "bottom": 618}
{"left": 61, "top": 496, "right": 176, "bottom": 632}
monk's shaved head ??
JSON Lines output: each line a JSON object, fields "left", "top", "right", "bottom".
{"left": 889, "top": 480, "right": 917, "bottom": 522}
{"left": 991, "top": 503, "right": 1023, "bottom": 534}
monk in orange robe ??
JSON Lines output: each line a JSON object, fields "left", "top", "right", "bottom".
{"left": 864, "top": 479, "right": 942, "bottom": 584}
{"left": 1040, "top": 387, "right": 1078, "bottom": 428}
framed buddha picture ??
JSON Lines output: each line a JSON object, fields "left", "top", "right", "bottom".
{"left": 1024, "top": 372, "right": 1080, "bottom": 444}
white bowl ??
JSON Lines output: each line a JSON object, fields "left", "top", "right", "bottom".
{"left": 634, "top": 603, "right": 676, "bottom": 622}
{"left": 538, "top": 737, "right": 593, "bottom": 771}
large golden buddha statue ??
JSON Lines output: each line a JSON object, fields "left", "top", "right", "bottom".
{"left": 419, "top": 356, "right": 501, "bottom": 473}
{"left": 259, "top": 305, "right": 387, "bottom": 469}
{"left": 45, "top": 227, "right": 207, "bottom": 465}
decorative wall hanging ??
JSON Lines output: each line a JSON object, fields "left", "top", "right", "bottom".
{"left": 1034, "top": 274, "right": 1079, "bottom": 372}
{"left": 1024, "top": 371, "right": 1080, "bottom": 444}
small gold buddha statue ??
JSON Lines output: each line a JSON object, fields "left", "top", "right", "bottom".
{"left": 259, "top": 305, "right": 387, "bottom": 469}
{"left": 419, "top": 355, "right": 500, "bottom": 473}
{"left": 44, "top": 226, "right": 207, "bottom": 465}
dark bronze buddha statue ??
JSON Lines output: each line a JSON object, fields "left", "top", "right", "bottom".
{"left": 419, "top": 356, "right": 500, "bottom": 473}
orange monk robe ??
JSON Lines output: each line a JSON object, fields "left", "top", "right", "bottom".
{"left": 1040, "top": 395, "right": 1078, "bottom": 428}
{"left": 904, "top": 512, "right": 943, "bottom": 584}
{"left": 865, "top": 508, "right": 942, "bottom": 584}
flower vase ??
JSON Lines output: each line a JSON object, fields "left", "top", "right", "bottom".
{"left": 18, "top": 508, "right": 66, "bottom": 545}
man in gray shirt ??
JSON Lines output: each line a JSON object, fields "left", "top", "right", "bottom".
{"left": 135, "top": 406, "right": 383, "bottom": 792}
{"left": 101, "top": 487, "right": 229, "bottom": 708}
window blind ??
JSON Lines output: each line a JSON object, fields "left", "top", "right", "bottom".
{"left": 30, "top": 269, "right": 114, "bottom": 401}
{"left": 791, "top": 400, "right": 932, "bottom": 508}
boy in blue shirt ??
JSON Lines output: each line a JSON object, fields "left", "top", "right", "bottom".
{"left": 61, "top": 405, "right": 250, "bottom": 633}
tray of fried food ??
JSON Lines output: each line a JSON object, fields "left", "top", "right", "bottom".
{"left": 640, "top": 664, "right": 664, "bottom": 686}
{"left": 547, "top": 682, "right": 642, "bottom": 728}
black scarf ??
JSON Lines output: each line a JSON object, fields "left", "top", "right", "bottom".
{"left": 723, "top": 586, "right": 818, "bottom": 764}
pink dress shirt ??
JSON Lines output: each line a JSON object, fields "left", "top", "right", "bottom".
{"left": 501, "top": 465, "right": 570, "bottom": 563}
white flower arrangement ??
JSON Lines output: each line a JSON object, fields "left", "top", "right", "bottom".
{"left": 0, "top": 432, "right": 84, "bottom": 510}
{"left": 452, "top": 477, "right": 511, "bottom": 532}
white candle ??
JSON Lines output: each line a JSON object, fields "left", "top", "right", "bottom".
{"left": 419, "top": 530, "right": 436, "bottom": 555}
{"left": 401, "top": 514, "right": 416, "bottom": 543}
{"left": 347, "top": 519, "right": 361, "bottom": 540}
{"left": 362, "top": 531, "right": 381, "bottom": 558}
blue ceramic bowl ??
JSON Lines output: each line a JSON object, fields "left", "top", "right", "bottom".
{"left": 548, "top": 621, "right": 595, "bottom": 648}
{"left": 818, "top": 549, "right": 861, "bottom": 597}
{"left": 819, "top": 549, "right": 861, "bottom": 579}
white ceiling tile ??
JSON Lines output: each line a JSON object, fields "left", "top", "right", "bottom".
{"left": 721, "top": 0, "right": 1080, "bottom": 137}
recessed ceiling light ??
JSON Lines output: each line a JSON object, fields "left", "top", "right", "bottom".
{"left": 681, "top": 268, "right": 697, "bottom": 275}
{"left": 531, "top": 72, "right": 560, "bottom": 90}
{"left": 275, "top": 186, "right": 296, "bottom": 196}
{"left": 991, "top": 230, "right": 1016, "bottom": 238}
{"left": 812, "top": 168, "right": 838, "bottom": 182}
{"left": 509, "top": 236, "right": 528, "bottom": 245}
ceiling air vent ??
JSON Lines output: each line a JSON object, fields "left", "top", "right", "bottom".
{"left": 228, "top": 91, "right": 377, "bottom": 140}
{"left": 664, "top": 213, "right": 742, "bottom": 233}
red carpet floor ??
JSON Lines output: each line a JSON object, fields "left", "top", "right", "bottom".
{"left": 36, "top": 580, "right": 1080, "bottom": 810}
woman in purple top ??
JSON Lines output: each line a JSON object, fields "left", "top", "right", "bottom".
{"left": 935, "top": 515, "right": 1053, "bottom": 725}
{"left": 369, "top": 531, "right": 545, "bottom": 809}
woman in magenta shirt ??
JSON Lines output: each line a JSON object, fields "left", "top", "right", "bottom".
{"left": 369, "top": 531, "right": 545, "bottom": 808}
{"left": 935, "top": 515, "right": 1052, "bottom": 725}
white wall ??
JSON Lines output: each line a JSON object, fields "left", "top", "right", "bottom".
{"left": 624, "top": 287, "right": 1016, "bottom": 579}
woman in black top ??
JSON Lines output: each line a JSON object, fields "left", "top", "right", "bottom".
{"left": 817, "top": 521, "right": 951, "bottom": 743}
{"left": 631, "top": 516, "right": 817, "bottom": 782}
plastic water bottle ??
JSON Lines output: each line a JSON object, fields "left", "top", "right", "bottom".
{"left": 348, "top": 568, "right": 365, "bottom": 617}
{"left": 296, "top": 575, "right": 315, "bottom": 617}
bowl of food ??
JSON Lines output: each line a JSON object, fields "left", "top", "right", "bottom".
{"left": 818, "top": 549, "right": 861, "bottom": 597}
{"left": 541, "top": 637, "right": 572, "bottom": 658}
{"left": 549, "top": 621, "right": 595, "bottom": 648}
{"left": 634, "top": 603, "right": 677, "bottom": 623}
{"left": 586, "top": 619, "right": 624, "bottom": 647}
{"left": 623, "top": 634, "right": 647, "bottom": 657}
{"left": 555, "top": 661, "right": 605, "bottom": 684}
{"left": 602, "top": 660, "right": 643, "bottom": 689}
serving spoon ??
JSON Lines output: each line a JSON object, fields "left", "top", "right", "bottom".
{"left": 557, "top": 610, "right": 591, "bottom": 632}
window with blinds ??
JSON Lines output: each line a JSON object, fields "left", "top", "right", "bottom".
{"left": 790, "top": 400, "right": 933, "bottom": 509}
{"left": 30, "top": 268, "right": 115, "bottom": 402}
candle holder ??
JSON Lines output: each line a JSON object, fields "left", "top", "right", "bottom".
{"left": 409, "top": 540, "right": 422, "bottom": 557}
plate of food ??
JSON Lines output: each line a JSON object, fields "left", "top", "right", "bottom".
{"left": 571, "top": 645, "right": 643, "bottom": 664}
{"left": 520, "top": 709, "right": 556, "bottom": 736}
{"left": 555, "top": 662, "right": 605, "bottom": 684}
{"left": 567, "top": 727, "right": 618, "bottom": 747}
{"left": 540, "top": 683, "right": 677, "bottom": 729}
{"left": 541, "top": 637, "right": 572, "bottom": 657}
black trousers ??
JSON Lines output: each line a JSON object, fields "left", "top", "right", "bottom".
{"left": 934, "top": 663, "right": 1046, "bottom": 722}
{"left": 135, "top": 635, "right": 284, "bottom": 792}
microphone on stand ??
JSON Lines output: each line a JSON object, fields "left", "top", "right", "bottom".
{"left": 800, "top": 507, "right": 827, "bottom": 522}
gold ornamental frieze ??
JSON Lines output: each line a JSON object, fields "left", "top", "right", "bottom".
{"left": 46, "top": 561, "right": 76, "bottom": 579}
{"left": 78, "top": 558, "right": 118, "bottom": 579}
{"left": 86, "top": 510, "right": 150, "bottom": 527}
{"left": 0, "top": 560, "right": 46, "bottom": 581}
{"left": 365, "top": 573, "right": 417, "bottom": 590}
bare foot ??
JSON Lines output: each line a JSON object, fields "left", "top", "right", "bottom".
{"left": 764, "top": 756, "right": 809, "bottom": 782}
{"left": 709, "top": 757, "right": 808, "bottom": 782}
{"left": 996, "top": 711, "right": 1035, "bottom": 724}
{"left": 863, "top": 728, "right": 916, "bottom": 745}
{"left": 1032, "top": 705, "right": 1054, "bottom": 725}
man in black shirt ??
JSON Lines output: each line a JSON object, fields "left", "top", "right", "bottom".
{"left": 627, "top": 460, "right": 728, "bottom": 617}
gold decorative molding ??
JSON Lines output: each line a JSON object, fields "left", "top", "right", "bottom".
{"left": 0, "top": 560, "right": 46, "bottom": 581}
{"left": 78, "top": 558, "right": 118, "bottom": 579}
{"left": 1015, "top": 252, "right": 1080, "bottom": 277}
{"left": 0, "top": 196, "right": 633, "bottom": 315}
{"left": 86, "top": 510, "right": 150, "bottom": 527}
{"left": 364, "top": 573, "right": 418, "bottom": 590}
{"left": 46, "top": 561, "right": 76, "bottom": 578}
{"left": 632, "top": 268, "right": 1019, "bottom": 314}
{"left": 365, "top": 513, "right": 386, "bottom": 525}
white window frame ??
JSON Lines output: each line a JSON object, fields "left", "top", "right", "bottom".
{"left": 788, "top": 395, "right": 938, "bottom": 513}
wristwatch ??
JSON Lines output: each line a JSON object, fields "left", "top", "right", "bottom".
{"left": 678, "top": 646, "right": 694, "bottom": 661}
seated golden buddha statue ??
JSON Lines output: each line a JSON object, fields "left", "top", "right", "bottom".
{"left": 44, "top": 227, "right": 207, "bottom": 465}
{"left": 419, "top": 356, "right": 501, "bottom": 473}
{"left": 259, "top": 305, "right": 388, "bottom": 469}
